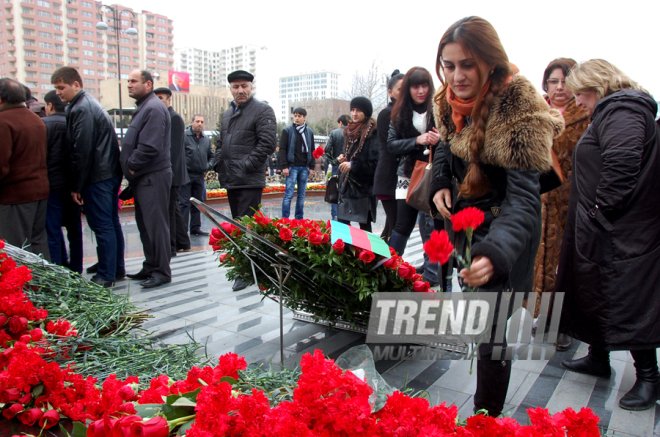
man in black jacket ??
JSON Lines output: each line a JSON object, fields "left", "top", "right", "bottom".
{"left": 155, "top": 87, "right": 191, "bottom": 257}
{"left": 324, "top": 114, "right": 349, "bottom": 220}
{"left": 121, "top": 70, "right": 172, "bottom": 289}
{"left": 51, "top": 67, "right": 124, "bottom": 287}
{"left": 214, "top": 70, "right": 276, "bottom": 291}
{"left": 181, "top": 114, "right": 213, "bottom": 236}
{"left": 43, "top": 90, "right": 83, "bottom": 273}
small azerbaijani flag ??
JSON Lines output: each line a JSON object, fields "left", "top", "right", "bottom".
{"left": 330, "top": 221, "right": 391, "bottom": 259}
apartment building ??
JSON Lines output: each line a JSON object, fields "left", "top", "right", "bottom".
{"left": 278, "top": 71, "right": 340, "bottom": 122}
{"left": 0, "top": 0, "right": 174, "bottom": 99}
{"left": 174, "top": 44, "right": 263, "bottom": 93}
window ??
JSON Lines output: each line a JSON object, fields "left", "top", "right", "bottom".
{"left": 120, "top": 55, "right": 129, "bottom": 61}
{"left": 37, "top": 10, "right": 49, "bottom": 17}
{"left": 81, "top": 1, "right": 92, "bottom": 7}
{"left": 145, "top": 32, "right": 154, "bottom": 38}
{"left": 23, "top": 18, "right": 34, "bottom": 25}
{"left": 82, "top": 40, "right": 93, "bottom": 46}
{"left": 120, "top": 64, "right": 129, "bottom": 70}
{"left": 68, "top": 57, "right": 78, "bottom": 63}
{"left": 40, "top": 62, "right": 53, "bottom": 68}
{"left": 24, "top": 28, "right": 34, "bottom": 35}
{"left": 108, "top": 62, "right": 116, "bottom": 69}
{"left": 83, "top": 68, "right": 93, "bottom": 74}
{"left": 67, "top": 28, "right": 77, "bottom": 34}
{"left": 132, "top": 48, "right": 138, "bottom": 54}
{"left": 67, "top": 18, "right": 76, "bottom": 24}
{"left": 119, "top": 37, "right": 129, "bottom": 43}
{"left": 107, "top": 71, "right": 116, "bottom": 77}
{"left": 97, "top": 42, "right": 103, "bottom": 48}
{"left": 132, "top": 57, "right": 138, "bottom": 62}
{"left": 40, "top": 83, "right": 52, "bottom": 89}
{"left": 55, "top": 54, "right": 61, "bottom": 60}
{"left": 82, "top": 20, "right": 92, "bottom": 27}
{"left": 83, "top": 78, "right": 94, "bottom": 84}
{"left": 157, "top": 51, "right": 166, "bottom": 58}
{"left": 97, "top": 51, "right": 102, "bottom": 57}
{"left": 54, "top": 24, "right": 60, "bottom": 30}
{"left": 157, "top": 34, "right": 166, "bottom": 40}
{"left": 53, "top": 13, "right": 60, "bottom": 20}
{"left": 119, "top": 46, "right": 128, "bottom": 52}
{"left": 82, "top": 30, "right": 93, "bottom": 36}
{"left": 55, "top": 44, "right": 62, "bottom": 50}
{"left": 97, "top": 60, "right": 102, "bottom": 66}
{"left": 120, "top": 73, "right": 128, "bottom": 79}
{"left": 82, "top": 59, "right": 93, "bottom": 65}
{"left": 157, "top": 17, "right": 166, "bottom": 23}
{"left": 37, "top": 0, "right": 49, "bottom": 6}
{"left": 66, "top": 7, "right": 75, "bottom": 13}
{"left": 39, "top": 41, "right": 51, "bottom": 48}
{"left": 26, "top": 81, "right": 37, "bottom": 87}
{"left": 81, "top": 11, "right": 92, "bottom": 17}
{"left": 38, "top": 31, "right": 51, "bottom": 38}
{"left": 40, "top": 72, "right": 50, "bottom": 78}
{"left": 146, "top": 50, "right": 154, "bottom": 56}
{"left": 157, "top": 26, "right": 165, "bottom": 32}
{"left": 25, "top": 50, "right": 36, "bottom": 56}
{"left": 157, "top": 43, "right": 166, "bottom": 49}
{"left": 40, "top": 52, "right": 53, "bottom": 58}
{"left": 22, "top": 7, "right": 32, "bottom": 13}
{"left": 68, "top": 47, "right": 77, "bottom": 53}
{"left": 157, "top": 60, "right": 166, "bottom": 66}
{"left": 24, "top": 39, "right": 35, "bottom": 46}
{"left": 82, "top": 49, "right": 92, "bottom": 55}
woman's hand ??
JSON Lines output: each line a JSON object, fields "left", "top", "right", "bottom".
{"left": 460, "top": 256, "right": 494, "bottom": 287}
{"left": 337, "top": 154, "right": 347, "bottom": 163}
{"left": 416, "top": 128, "right": 441, "bottom": 146}
{"left": 432, "top": 188, "right": 452, "bottom": 218}
{"left": 339, "top": 161, "right": 351, "bottom": 174}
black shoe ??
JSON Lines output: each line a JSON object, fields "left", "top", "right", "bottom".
{"left": 232, "top": 278, "right": 248, "bottom": 291}
{"left": 191, "top": 229, "right": 209, "bottom": 236}
{"left": 86, "top": 263, "right": 98, "bottom": 274}
{"left": 415, "top": 266, "right": 424, "bottom": 274}
{"left": 620, "top": 349, "right": 660, "bottom": 411}
{"left": 561, "top": 353, "right": 611, "bottom": 378}
{"left": 115, "top": 270, "right": 126, "bottom": 281}
{"left": 555, "top": 333, "right": 572, "bottom": 351}
{"left": 171, "top": 251, "right": 177, "bottom": 258}
{"left": 90, "top": 275, "right": 114, "bottom": 288}
{"left": 127, "top": 270, "right": 151, "bottom": 281}
{"left": 140, "top": 277, "right": 171, "bottom": 289}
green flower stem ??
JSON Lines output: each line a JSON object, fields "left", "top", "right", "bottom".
{"left": 169, "top": 414, "right": 197, "bottom": 427}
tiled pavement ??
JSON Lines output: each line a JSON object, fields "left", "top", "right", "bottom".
{"left": 82, "top": 197, "right": 660, "bottom": 436}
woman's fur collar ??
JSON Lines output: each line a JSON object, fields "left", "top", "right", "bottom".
{"left": 433, "top": 76, "right": 565, "bottom": 171}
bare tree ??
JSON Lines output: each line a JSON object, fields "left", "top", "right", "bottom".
{"left": 341, "top": 59, "right": 388, "bottom": 114}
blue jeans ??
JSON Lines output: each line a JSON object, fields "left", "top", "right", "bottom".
{"left": 81, "top": 176, "right": 125, "bottom": 281}
{"left": 282, "top": 166, "right": 309, "bottom": 219}
{"left": 331, "top": 165, "right": 338, "bottom": 219}
{"left": 45, "top": 189, "right": 83, "bottom": 273}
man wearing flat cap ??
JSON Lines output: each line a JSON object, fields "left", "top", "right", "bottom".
{"left": 214, "top": 69, "right": 276, "bottom": 291}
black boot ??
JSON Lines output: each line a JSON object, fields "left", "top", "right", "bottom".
{"left": 619, "top": 349, "right": 660, "bottom": 411}
{"left": 473, "top": 354, "right": 512, "bottom": 417}
{"left": 388, "top": 231, "right": 408, "bottom": 256}
{"left": 561, "top": 345, "right": 611, "bottom": 378}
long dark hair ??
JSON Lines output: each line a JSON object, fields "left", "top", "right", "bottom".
{"left": 434, "top": 16, "right": 512, "bottom": 198}
{"left": 391, "top": 67, "right": 435, "bottom": 134}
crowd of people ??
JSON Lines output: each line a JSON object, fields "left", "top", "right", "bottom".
{"left": 1, "top": 13, "right": 660, "bottom": 417}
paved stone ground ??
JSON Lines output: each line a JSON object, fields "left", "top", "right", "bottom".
{"left": 78, "top": 197, "right": 660, "bottom": 436}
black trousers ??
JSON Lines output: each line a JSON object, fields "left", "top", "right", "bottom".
{"left": 178, "top": 175, "right": 205, "bottom": 232}
{"left": 0, "top": 199, "right": 50, "bottom": 261}
{"left": 338, "top": 219, "right": 372, "bottom": 232}
{"left": 135, "top": 170, "right": 172, "bottom": 280}
{"left": 169, "top": 185, "right": 190, "bottom": 252}
{"left": 380, "top": 199, "right": 397, "bottom": 241}
{"left": 226, "top": 188, "right": 263, "bottom": 218}
{"left": 392, "top": 199, "right": 419, "bottom": 237}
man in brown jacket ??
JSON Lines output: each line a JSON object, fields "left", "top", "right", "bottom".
{"left": 0, "top": 79, "right": 50, "bottom": 259}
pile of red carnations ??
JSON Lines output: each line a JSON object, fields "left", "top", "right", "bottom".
{"left": 0, "top": 239, "right": 602, "bottom": 436}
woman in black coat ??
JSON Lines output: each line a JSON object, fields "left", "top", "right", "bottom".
{"left": 374, "top": 70, "right": 404, "bottom": 242}
{"left": 557, "top": 59, "right": 660, "bottom": 411}
{"left": 336, "top": 97, "right": 379, "bottom": 231}
{"left": 430, "top": 17, "right": 564, "bottom": 416}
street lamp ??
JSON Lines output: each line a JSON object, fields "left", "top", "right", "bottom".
{"left": 96, "top": 5, "right": 138, "bottom": 140}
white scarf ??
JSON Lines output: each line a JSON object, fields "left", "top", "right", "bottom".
{"left": 296, "top": 123, "right": 308, "bottom": 152}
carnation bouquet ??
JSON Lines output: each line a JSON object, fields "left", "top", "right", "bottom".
{"left": 209, "top": 212, "right": 433, "bottom": 326}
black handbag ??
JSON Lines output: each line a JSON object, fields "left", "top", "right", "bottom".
{"left": 118, "top": 184, "right": 134, "bottom": 201}
{"left": 325, "top": 175, "right": 339, "bottom": 204}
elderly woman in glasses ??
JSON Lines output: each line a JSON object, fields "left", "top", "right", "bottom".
{"left": 532, "top": 58, "right": 589, "bottom": 350}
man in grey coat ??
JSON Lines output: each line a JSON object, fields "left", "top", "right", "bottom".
{"left": 155, "top": 87, "right": 190, "bottom": 257}
{"left": 181, "top": 114, "right": 213, "bottom": 236}
{"left": 214, "top": 69, "right": 276, "bottom": 290}
{"left": 120, "top": 70, "right": 172, "bottom": 289}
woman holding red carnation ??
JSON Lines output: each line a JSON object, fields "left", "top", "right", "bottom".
{"left": 386, "top": 67, "right": 443, "bottom": 288}
{"left": 429, "top": 17, "right": 564, "bottom": 416}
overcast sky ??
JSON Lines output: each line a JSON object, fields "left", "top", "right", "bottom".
{"left": 129, "top": 0, "right": 659, "bottom": 112}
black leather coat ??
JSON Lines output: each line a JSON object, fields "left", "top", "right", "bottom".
{"left": 373, "top": 102, "right": 398, "bottom": 197}
{"left": 324, "top": 126, "right": 346, "bottom": 161}
{"left": 184, "top": 127, "right": 214, "bottom": 177}
{"left": 65, "top": 91, "right": 121, "bottom": 192}
{"left": 168, "top": 107, "right": 189, "bottom": 187}
{"left": 43, "top": 112, "right": 69, "bottom": 191}
{"left": 214, "top": 97, "right": 277, "bottom": 190}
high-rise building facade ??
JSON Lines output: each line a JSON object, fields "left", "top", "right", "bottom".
{"left": 278, "top": 71, "right": 339, "bottom": 122}
{"left": 0, "top": 0, "right": 174, "bottom": 99}
{"left": 174, "top": 44, "right": 263, "bottom": 93}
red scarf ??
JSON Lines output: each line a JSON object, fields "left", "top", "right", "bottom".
{"left": 446, "top": 63, "right": 519, "bottom": 133}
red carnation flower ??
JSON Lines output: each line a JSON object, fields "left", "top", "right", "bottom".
{"left": 29, "top": 328, "right": 43, "bottom": 342}
{"left": 254, "top": 211, "right": 272, "bottom": 226}
{"left": 423, "top": 230, "right": 454, "bottom": 265}
{"left": 38, "top": 409, "right": 60, "bottom": 430}
{"left": 413, "top": 281, "right": 431, "bottom": 292}
{"left": 332, "top": 239, "right": 345, "bottom": 255}
{"left": 279, "top": 227, "right": 293, "bottom": 242}
{"left": 451, "top": 206, "right": 485, "bottom": 233}
{"left": 358, "top": 250, "right": 375, "bottom": 263}
{"left": 313, "top": 147, "right": 325, "bottom": 159}
{"left": 118, "top": 402, "right": 137, "bottom": 415}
